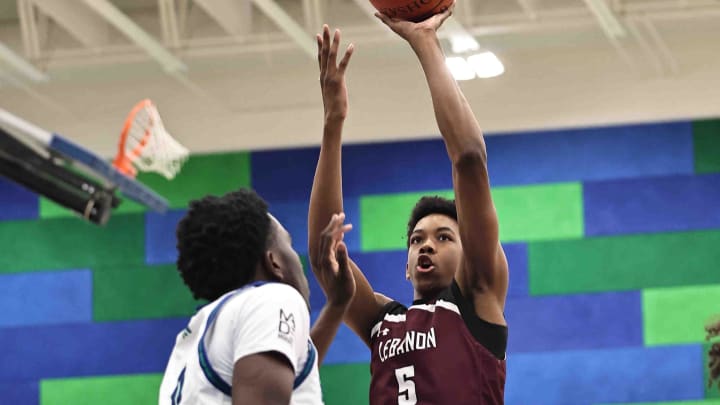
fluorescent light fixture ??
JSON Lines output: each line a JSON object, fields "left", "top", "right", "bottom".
{"left": 0, "top": 42, "right": 48, "bottom": 82}
{"left": 443, "top": 18, "right": 480, "bottom": 54}
{"left": 445, "top": 57, "right": 476, "bottom": 81}
{"left": 450, "top": 35, "right": 480, "bottom": 54}
{"left": 467, "top": 52, "right": 505, "bottom": 78}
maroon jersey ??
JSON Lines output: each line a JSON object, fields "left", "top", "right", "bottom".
{"left": 369, "top": 281, "right": 507, "bottom": 405}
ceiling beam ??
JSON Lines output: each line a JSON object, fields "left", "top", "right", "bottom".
{"left": 581, "top": 0, "right": 627, "bottom": 39}
{"left": 515, "top": 0, "right": 538, "bottom": 19}
{"left": 193, "top": 0, "right": 253, "bottom": 37}
{"left": 17, "top": 0, "right": 41, "bottom": 60}
{"left": 32, "top": 0, "right": 110, "bottom": 48}
{"left": 0, "top": 42, "right": 48, "bottom": 82}
{"left": 249, "top": 0, "right": 316, "bottom": 59}
{"left": 82, "top": 0, "right": 187, "bottom": 73}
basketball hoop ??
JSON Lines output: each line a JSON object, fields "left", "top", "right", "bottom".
{"left": 112, "top": 99, "right": 189, "bottom": 180}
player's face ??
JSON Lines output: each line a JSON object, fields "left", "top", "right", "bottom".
{"left": 269, "top": 215, "right": 311, "bottom": 308}
{"left": 406, "top": 214, "right": 462, "bottom": 300}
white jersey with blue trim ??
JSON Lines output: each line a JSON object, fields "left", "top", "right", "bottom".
{"left": 159, "top": 282, "right": 323, "bottom": 405}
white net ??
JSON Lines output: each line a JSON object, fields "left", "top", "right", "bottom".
{"left": 122, "top": 101, "right": 188, "bottom": 180}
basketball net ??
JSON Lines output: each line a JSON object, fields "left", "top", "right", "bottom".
{"left": 112, "top": 99, "right": 189, "bottom": 180}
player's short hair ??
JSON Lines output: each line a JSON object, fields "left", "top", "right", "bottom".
{"left": 176, "top": 188, "right": 272, "bottom": 301}
{"left": 406, "top": 195, "right": 458, "bottom": 247}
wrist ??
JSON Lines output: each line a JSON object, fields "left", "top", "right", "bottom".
{"left": 325, "top": 298, "right": 351, "bottom": 312}
{"left": 408, "top": 29, "right": 439, "bottom": 49}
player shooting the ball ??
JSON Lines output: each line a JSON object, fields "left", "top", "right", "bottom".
{"left": 309, "top": 1, "right": 509, "bottom": 403}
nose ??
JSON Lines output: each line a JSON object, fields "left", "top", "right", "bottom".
{"left": 419, "top": 241, "right": 435, "bottom": 255}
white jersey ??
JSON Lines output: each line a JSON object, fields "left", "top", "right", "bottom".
{"left": 159, "top": 282, "right": 324, "bottom": 405}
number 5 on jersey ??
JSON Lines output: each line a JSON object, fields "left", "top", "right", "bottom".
{"left": 394, "top": 365, "right": 417, "bottom": 405}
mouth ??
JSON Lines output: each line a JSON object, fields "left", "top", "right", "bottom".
{"left": 416, "top": 255, "right": 435, "bottom": 273}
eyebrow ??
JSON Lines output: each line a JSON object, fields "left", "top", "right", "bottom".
{"left": 412, "top": 227, "right": 456, "bottom": 235}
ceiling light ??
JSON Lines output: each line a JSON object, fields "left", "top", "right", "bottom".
{"left": 445, "top": 57, "right": 476, "bottom": 81}
{"left": 467, "top": 52, "right": 505, "bottom": 79}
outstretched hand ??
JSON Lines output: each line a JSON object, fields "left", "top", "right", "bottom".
{"left": 707, "top": 316, "right": 720, "bottom": 390}
{"left": 317, "top": 25, "right": 354, "bottom": 122}
{"left": 316, "top": 213, "right": 356, "bottom": 308}
{"left": 374, "top": 2, "right": 455, "bottom": 44}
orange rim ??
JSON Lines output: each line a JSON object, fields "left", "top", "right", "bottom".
{"left": 112, "top": 99, "right": 154, "bottom": 177}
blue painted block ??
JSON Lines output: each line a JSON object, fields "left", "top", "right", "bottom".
{"left": 0, "top": 318, "right": 187, "bottom": 381}
{"left": 342, "top": 139, "right": 452, "bottom": 196}
{"left": 0, "top": 270, "right": 92, "bottom": 327}
{"left": 270, "top": 198, "right": 361, "bottom": 256}
{"left": 252, "top": 122, "right": 694, "bottom": 202}
{"left": 0, "top": 381, "right": 38, "bottom": 405}
{"left": 504, "top": 243, "right": 528, "bottom": 297}
{"left": 504, "top": 345, "right": 703, "bottom": 405}
{"left": 487, "top": 122, "right": 694, "bottom": 186}
{"left": 251, "top": 147, "right": 318, "bottom": 202}
{"left": 310, "top": 311, "right": 369, "bottom": 365}
{"left": 584, "top": 173, "right": 720, "bottom": 236}
{"left": 145, "top": 210, "right": 186, "bottom": 264}
{"left": 0, "top": 178, "right": 38, "bottom": 221}
{"left": 505, "top": 291, "right": 643, "bottom": 353}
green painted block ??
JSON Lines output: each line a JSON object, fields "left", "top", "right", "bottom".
{"left": 694, "top": 119, "right": 720, "bottom": 174}
{"left": 41, "top": 373, "right": 162, "bottom": 405}
{"left": 40, "top": 195, "right": 145, "bottom": 219}
{"left": 137, "top": 151, "right": 251, "bottom": 209}
{"left": 320, "top": 363, "right": 370, "bottom": 405}
{"left": 93, "top": 264, "right": 203, "bottom": 321}
{"left": 643, "top": 284, "right": 720, "bottom": 345}
{"left": 706, "top": 342, "right": 720, "bottom": 399}
{"left": 359, "top": 183, "right": 583, "bottom": 251}
{"left": 529, "top": 230, "right": 720, "bottom": 295}
{"left": 0, "top": 214, "right": 145, "bottom": 273}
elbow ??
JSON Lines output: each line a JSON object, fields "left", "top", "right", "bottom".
{"left": 451, "top": 147, "right": 487, "bottom": 171}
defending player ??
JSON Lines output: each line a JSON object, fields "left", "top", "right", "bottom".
{"left": 159, "top": 189, "right": 354, "bottom": 404}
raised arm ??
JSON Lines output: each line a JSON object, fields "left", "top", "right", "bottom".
{"left": 376, "top": 6, "right": 508, "bottom": 315}
{"left": 308, "top": 26, "right": 389, "bottom": 347}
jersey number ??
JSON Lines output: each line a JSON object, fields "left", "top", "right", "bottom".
{"left": 394, "top": 365, "right": 417, "bottom": 405}
{"left": 171, "top": 367, "right": 186, "bottom": 405}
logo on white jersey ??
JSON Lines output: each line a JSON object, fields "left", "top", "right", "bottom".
{"left": 278, "top": 309, "right": 296, "bottom": 343}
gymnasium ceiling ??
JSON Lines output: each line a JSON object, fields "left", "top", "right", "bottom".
{"left": 0, "top": 0, "right": 719, "bottom": 154}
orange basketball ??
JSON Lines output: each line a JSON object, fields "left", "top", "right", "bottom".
{"left": 370, "top": 0, "right": 454, "bottom": 22}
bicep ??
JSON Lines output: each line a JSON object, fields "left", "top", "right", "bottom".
{"left": 232, "top": 352, "right": 294, "bottom": 405}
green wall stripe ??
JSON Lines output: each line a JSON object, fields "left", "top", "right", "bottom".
{"left": 0, "top": 214, "right": 145, "bottom": 273}
{"left": 643, "top": 284, "right": 720, "bottom": 346}
{"left": 93, "top": 264, "right": 202, "bottom": 321}
{"left": 360, "top": 183, "right": 583, "bottom": 251}
{"left": 39, "top": 194, "right": 145, "bottom": 219}
{"left": 320, "top": 363, "right": 370, "bottom": 405}
{"left": 137, "top": 151, "right": 251, "bottom": 209}
{"left": 40, "top": 373, "right": 162, "bottom": 405}
{"left": 694, "top": 119, "right": 720, "bottom": 174}
{"left": 529, "top": 230, "right": 720, "bottom": 295}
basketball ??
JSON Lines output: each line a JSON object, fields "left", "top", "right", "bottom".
{"left": 369, "top": 0, "right": 454, "bottom": 22}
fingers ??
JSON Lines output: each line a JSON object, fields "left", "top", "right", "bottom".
{"left": 316, "top": 33, "right": 323, "bottom": 72}
{"left": 335, "top": 241, "right": 351, "bottom": 279}
{"left": 338, "top": 43, "right": 354, "bottom": 75}
{"left": 320, "top": 25, "right": 330, "bottom": 78}
{"left": 328, "top": 29, "right": 341, "bottom": 72}
{"left": 374, "top": 12, "right": 392, "bottom": 26}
